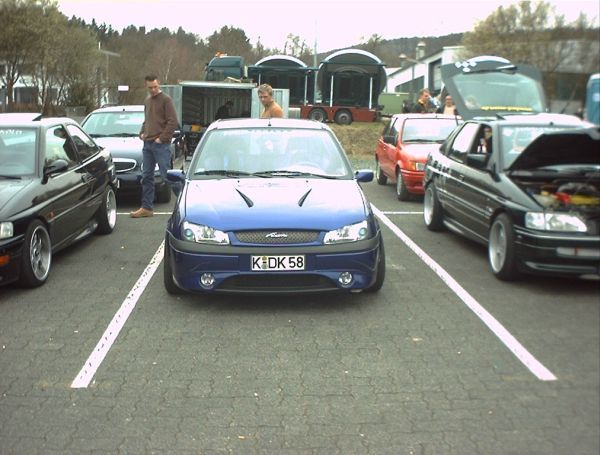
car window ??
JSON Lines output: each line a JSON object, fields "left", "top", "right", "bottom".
{"left": 45, "top": 126, "right": 78, "bottom": 168}
{"left": 192, "top": 128, "right": 352, "bottom": 178}
{"left": 448, "top": 123, "right": 480, "bottom": 163}
{"left": 66, "top": 124, "right": 98, "bottom": 161}
{"left": 499, "top": 125, "right": 579, "bottom": 169}
{"left": 82, "top": 111, "right": 144, "bottom": 137}
{"left": 0, "top": 127, "right": 37, "bottom": 176}
{"left": 402, "top": 118, "right": 460, "bottom": 143}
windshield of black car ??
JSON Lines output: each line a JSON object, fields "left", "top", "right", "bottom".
{"left": 0, "top": 127, "right": 38, "bottom": 176}
{"left": 82, "top": 111, "right": 144, "bottom": 137}
{"left": 500, "top": 125, "right": 583, "bottom": 168}
{"left": 190, "top": 127, "right": 353, "bottom": 179}
{"left": 453, "top": 71, "right": 545, "bottom": 114}
{"left": 402, "top": 118, "right": 460, "bottom": 143}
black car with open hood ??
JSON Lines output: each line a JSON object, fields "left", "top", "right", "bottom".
{"left": 423, "top": 57, "right": 598, "bottom": 280}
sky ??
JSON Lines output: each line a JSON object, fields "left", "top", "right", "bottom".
{"left": 56, "top": 0, "right": 599, "bottom": 52}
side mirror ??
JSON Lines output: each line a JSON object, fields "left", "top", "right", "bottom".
{"left": 42, "top": 159, "right": 69, "bottom": 183}
{"left": 466, "top": 153, "right": 489, "bottom": 169}
{"left": 383, "top": 134, "right": 396, "bottom": 145}
{"left": 354, "top": 169, "right": 374, "bottom": 182}
{"left": 166, "top": 169, "right": 185, "bottom": 183}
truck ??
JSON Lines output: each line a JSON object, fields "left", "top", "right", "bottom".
{"left": 161, "top": 80, "right": 289, "bottom": 157}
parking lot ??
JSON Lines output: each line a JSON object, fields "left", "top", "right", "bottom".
{"left": 1, "top": 180, "right": 598, "bottom": 454}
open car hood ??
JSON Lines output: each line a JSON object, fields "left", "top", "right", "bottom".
{"left": 441, "top": 56, "right": 547, "bottom": 121}
{"left": 508, "top": 126, "right": 600, "bottom": 171}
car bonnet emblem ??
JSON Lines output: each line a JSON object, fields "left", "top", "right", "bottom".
{"left": 265, "top": 232, "right": 288, "bottom": 238}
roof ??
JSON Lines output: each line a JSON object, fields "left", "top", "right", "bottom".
{"left": 89, "top": 105, "right": 144, "bottom": 113}
{"left": 207, "top": 117, "right": 333, "bottom": 132}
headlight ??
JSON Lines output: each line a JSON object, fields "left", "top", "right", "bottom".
{"left": 525, "top": 212, "right": 587, "bottom": 233}
{"left": 182, "top": 221, "right": 229, "bottom": 244}
{"left": 408, "top": 161, "right": 426, "bottom": 171}
{"left": 0, "top": 222, "right": 14, "bottom": 239}
{"left": 324, "top": 220, "right": 369, "bottom": 244}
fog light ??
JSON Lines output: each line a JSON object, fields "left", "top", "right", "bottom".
{"left": 200, "top": 273, "right": 216, "bottom": 289}
{"left": 338, "top": 272, "right": 353, "bottom": 287}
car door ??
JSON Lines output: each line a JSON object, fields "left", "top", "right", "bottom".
{"left": 43, "top": 125, "right": 93, "bottom": 248}
{"left": 444, "top": 123, "right": 498, "bottom": 242}
{"left": 376, "top": 118, "right": 400, "bottom": 179}
{"left": 442, "top": 122, "right": 479, "bottom": 223}
{"left": 66, "top": 123, "right": 107, "bottom": 204}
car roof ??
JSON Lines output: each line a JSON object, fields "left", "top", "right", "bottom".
{"left": 390, "top": 113, "right": 461, "bottom": 121}
{"left": 207, "top": 117, "right": 334, "bottom": 132}
{"left": 88, "top": 105, "right": 144, "bottom": 113}
{"left": 0, "top": 115, "right": 79, "bottom": 128}
{"left": 471, "top": 112, "right": 590, "bottom": 127}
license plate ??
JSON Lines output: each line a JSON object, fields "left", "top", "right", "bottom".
{"left": 251, "top": 255, "right": 305, "bottom": 271}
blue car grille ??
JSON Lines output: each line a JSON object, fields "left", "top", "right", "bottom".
{"left": 235, "top": 230, "right": 319, "bottom": 244}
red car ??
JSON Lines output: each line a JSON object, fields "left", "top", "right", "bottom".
{"left": 374, "top": 113, "right": 461, "bottom": 199}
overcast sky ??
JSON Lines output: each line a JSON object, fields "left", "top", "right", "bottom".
{"left": 56, "top": 0, "right": 599, "bottom": 52}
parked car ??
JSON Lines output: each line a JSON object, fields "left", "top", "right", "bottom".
{"left": 0, "top": 115, "right": 118, "bottom": 287}
{"left": 423, "top": 56, "right": 598, "bottom": 280}
{"left": 163, "top": 118, "right": 385, "bottom": 295}
{"left": 81, "top": 105, "right": 181, "bottom": 203}
{"left": 374, "top": 113, "right": 461, "bottom": 199}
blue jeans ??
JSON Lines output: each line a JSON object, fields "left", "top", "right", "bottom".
{"left": 141, "top": 140, "right": 179, "bottom": 209}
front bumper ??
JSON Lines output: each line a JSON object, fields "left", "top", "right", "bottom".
{"left": 400, "top": 169, "right": 425, "bottom": 194}
{"left": 166, "top": 233, "right": 382, "bottom": 294}
{"left": 0, "top": 236, "right": 25, "bottom": 286}
{"left": 515, "top": 227, "right": 600, "bottom": 277}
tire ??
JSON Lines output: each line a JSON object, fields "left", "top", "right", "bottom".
{"left": 19, "top": 220, "right": 52, "bottom": 288}
{"left": 334, "top": 109, "right": 352, "bottom": 125}
{"left": 366, "top": 239, "right": 386, "bottom": 292}
{"left": 375, "top": 159, "right": 387, "bottom": 185}
{"left": 163, "top": 238, "right": 183, "bottom": 294}
{"left": 308, "top": 108, "right": 327, "bottom": 123}
{"left": 423, "top": 184, "right": 445, "bottom": 231}
{"left": 155, "top": 183, "right": 172, "bottom": 203}
{"left": 488, "top": 213, "right": 521, "bottom": 281}
{"left": 95, "top": 186, "right": 117, "bottom": 235}
{"left": 396, "top": 169, "right": 411, "bottom": 201}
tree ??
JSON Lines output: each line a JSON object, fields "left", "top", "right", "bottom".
{"left": 0, "top": 0, "right": 50, "bottom": 110}
{"left": 460, "top": 1, "right": 599, "bottom": 102}
{"left": 206, "top": 26, "right": 253, "bottom": 62}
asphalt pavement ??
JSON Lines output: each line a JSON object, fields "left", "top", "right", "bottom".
{"left": 0, "top": 179, "right": 598, "bottom": 454}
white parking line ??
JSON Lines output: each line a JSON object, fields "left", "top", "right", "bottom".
{"left": 71, "top": 241, "right": 165, "bottom": 389}
{"left": 372, "top": 204, "right": 557, "bottom": 381}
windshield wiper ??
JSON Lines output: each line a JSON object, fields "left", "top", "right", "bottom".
{"left": 253, "top": 170, "right": 337, "bottom": 179}
{"left": 194, "top": 169, "right": 253, "bottom": 177}
{"left": 104, "top": 133, "right": 139, "bottom": 137}
{"left": 404, "top": 138, "right": 436, "bottom": 143}
{"left": 0, "top": 174, "right": 22, "bottom": 179}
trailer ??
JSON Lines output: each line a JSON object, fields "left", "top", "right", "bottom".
{"left": 161, "top": 81, "right": 288, "bottom": 158}
{"left": 307, "top": 49, "right": 387, "bottom": 124}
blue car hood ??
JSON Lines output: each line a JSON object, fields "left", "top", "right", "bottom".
{"left": 181, "top": 178, "right": 370, "bottom": 231}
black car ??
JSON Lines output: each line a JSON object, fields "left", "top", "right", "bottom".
{"left": 0, "top": 115, "right": 118, "bottom": 287}
{"left": 423, "top": 56, "right": 599, "bottom": 280}
{"left": 81, "top": 105, "right": 180, "bottom": 203}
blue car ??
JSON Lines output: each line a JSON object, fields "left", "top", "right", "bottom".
{"left": 164, "top": 118, "right": 385, "bottom": 295}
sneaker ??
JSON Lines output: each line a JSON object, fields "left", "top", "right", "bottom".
{"left": 130, "top": 207, "right": 154, "bottom": 218}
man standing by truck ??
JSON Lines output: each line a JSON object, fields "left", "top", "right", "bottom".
{"left": 258, "top": 84, "right": 284, "bottom": 119}
{"left": 130, "top": 74, "right": 179, "bottom": 218}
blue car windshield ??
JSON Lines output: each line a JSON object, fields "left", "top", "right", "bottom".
{"left": 0, "top": 128, "right": 38, "bottom": 176}
{"left": 191, "top": 128, "right": 353, "bottom": 178}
